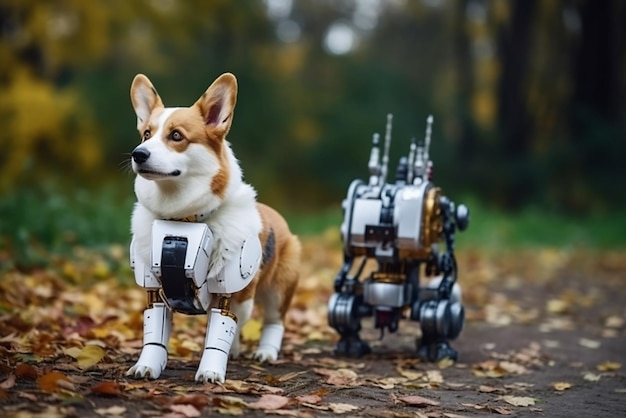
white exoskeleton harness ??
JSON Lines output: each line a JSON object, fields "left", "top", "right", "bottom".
{"left": 128, "top": 219, "right": 262, "bottom": 382}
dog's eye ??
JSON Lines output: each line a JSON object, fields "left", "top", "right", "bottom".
{"left": 170, "top": 130, "right": 184, "bottom": 142}
{"left": 142, "top": 130, "right": 151, "bottom": 140}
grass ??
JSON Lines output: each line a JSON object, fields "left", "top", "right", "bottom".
{"left": 1, "top": 182, "right": 624, "bottom": 268}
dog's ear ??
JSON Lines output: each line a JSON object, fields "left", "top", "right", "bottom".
{"left": 130, "top": 74, "right": 164, "bottom": 131}
{"left": 195, "top": 73, "right": 238, "bottom": 138}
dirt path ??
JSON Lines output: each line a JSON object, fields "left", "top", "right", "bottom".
{"left": 1, "top": 246, "right": 625, "bottom": 417}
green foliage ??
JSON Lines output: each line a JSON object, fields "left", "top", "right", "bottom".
{"left": 0, "top": 179, "right": 134, "bottom": 267}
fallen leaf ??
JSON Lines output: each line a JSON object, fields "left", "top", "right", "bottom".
{"left": 172, "top": 394, "right": 210, "bottom": 409}
{"left": 328, "top": 403, "right": 360, "bottom": 413}
{"left": 478, "top": 385, "right": 502, "bottom": 393}
{"left": 240, "top": 318, "right": 262, "bottom": 341}
{"left": 604, "top": 315, "right": 624, "bottom": 329}
{"left": 546, "top": 299, "right": 569, "bottom": 314}
{"left": 14, "top": 363, "right": 38, "bottom": 380}
{"left": 314, "top": 368, "right": 359, "bottom": 386}
{"left": 296, "top": 394, "right": 323, "bottom": 405}
{"left": 551, "top": 382, "right": 572, "bottom": 391}
{"left": 398, "top": 395, "right": 440, "bottom": 407}
{"left": 597, "top": 361, "right": 621, "bottom": 372}
{"left": 578, "top": 338, "right": 601, "bottom": 349}
{"left": 498, "top": 396, "right": 536, "bottom": 407}
{"left": 90, "top": 381, "right": 122, "bottom": 396}
{"left": 169, "top": 404, "right": 201, "bottom": 417}
{"left": 77, "top": 344, "right": 106, "bottom": 369}
{"left": 397, "top": 368, "right": 424, "bottom": 380}
{"left": 0, "top": 374, "right": 16, "bottom": 390}
{"left": 212, "top": 395, "right": 247, "bottom": 415}
{"left": 437, "top": 357, "right": 455, "bottom": 369}
{"left": 37, "top": 371, "right": 73, "bottom": 393}
{"left": 95, "top": 406, "right": 127, "bottom": 416}
{"left": 583, "top": 372, "right": 601, "bottom": 382}
{"left": 248, "top": 394, "right": 291, "bottom": 410}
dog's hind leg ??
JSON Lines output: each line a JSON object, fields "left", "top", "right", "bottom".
{"left": 229, "top": 298, "right": 254, "bottom": 359}
{"left": 253, "top": 236, "right": 300, "bottom": 362}
{"left": 127, "top": 294, "right": 172, "bottom": 379}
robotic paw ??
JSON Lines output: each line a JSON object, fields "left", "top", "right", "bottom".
{"left": 126, "top": 345, "right": 167, "bottom": 379}
{"left": 416, "top": 341, "right": 458, "bottom": 363}
{"left": 195, "top": 369, "right": 225, "bottom": 384}
{"left": 253, "top": 347, "right": 278, "bottom": 363}
{"left": 334, "top": 337, "right": 372, "bottom": 357}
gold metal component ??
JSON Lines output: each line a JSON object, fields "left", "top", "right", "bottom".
{"left": 422, "top": 186, "right": 443, "bottom": 249}
{"left": 218, "top": 296, "right": 238, "bottom": 322}
{"left": 371, "top": 272, "right": 406, "bottom": 284}
{"left": 147, "top": 289, "right": 162, "bottom": 307}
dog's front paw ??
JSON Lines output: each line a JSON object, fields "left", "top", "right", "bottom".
{"left": 252, "top": 347, "right": 279, "bottom": 363}
{"left": 126, "top": 345, "right": 167, "bottom": 379}
{"left": 195, "top": 368, "right": 226, "bottom": 384}
{"left": 196, "top": 347, "right": 228, "bottom": 384}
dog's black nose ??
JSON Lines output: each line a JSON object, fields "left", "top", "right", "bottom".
{"left": 132, "top": 148, "right": 151, "bottom": 164}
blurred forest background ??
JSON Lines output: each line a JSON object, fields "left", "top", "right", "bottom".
{"left": 1, "top": 0, "right": 625, "bottom": 265}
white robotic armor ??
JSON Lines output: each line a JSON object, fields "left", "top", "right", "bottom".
{"left": 208, "top": 236, "right": 262, "bottom": 294}
{"left": 348, "top": 198, "right": 383, "bottom": 249}
{"left": 130, "top": 237, "right": 161, "bottom": 288}
{"left": 150, "top": 220, "right": 213, "bottom": 314}
{"left": 394, "top": 182, "right": 429, "bottom": 252}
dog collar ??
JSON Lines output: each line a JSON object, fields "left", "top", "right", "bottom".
{"left": 168, "top": 211, "right": 212, "bottom": 223}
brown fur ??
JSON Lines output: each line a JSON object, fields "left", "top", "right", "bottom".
{"left": 232, "top": 203, "right": 301, "bottom": 317}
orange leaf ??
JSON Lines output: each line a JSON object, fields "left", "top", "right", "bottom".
{"left": 248, "top": 394, "right": 290, "bottom": 410}
{"left": 15, "top": 363, "right": 38, "bottom": 380}
{"left": 91, "top": 381, "right": 122, "bottom": 396}
{"left": 172, "top": 394, "right": 210, "bottom": 409}
{"left": 37, "top": 371, "right": 71, "bottom": 393}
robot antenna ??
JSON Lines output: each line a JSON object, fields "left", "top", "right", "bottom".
{"left": 380, "top": 113, "right": 393, "bottom": 186}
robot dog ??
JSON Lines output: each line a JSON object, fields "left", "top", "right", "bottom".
{"left": 328, "top": 114, "right": 470, "bottom": 362}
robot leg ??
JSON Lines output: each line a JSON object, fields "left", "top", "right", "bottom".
{"left": 127, "top": 299, "right": 172, "bottom": 379}
{"left": 415, "top": 296, "right": 464, "bottom": 362}
{"left": 195, "top": 302, "right": 237, "bottom": 384}
{"left": 328, "top": 293, "right": 371, "bottom": 357}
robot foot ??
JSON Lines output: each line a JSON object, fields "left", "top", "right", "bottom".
{"left": 334, "top": 336, "right": 371, "bottom": 357}
{"left": 416, "top": 340, "right": 458, "bottom": 363}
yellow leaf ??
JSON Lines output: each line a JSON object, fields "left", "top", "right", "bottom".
{"left": 597, "top": 361, "right": 621, "bottom": 372}
{"left": 63, "top": 347, "right": 82, "bottom": 359}
{"left": 328, "top": 403, "right": 360, "bottom": 414}
{"left": 583, "top": 372, "right": 601, "bottom": 382}
{"left": 499, "top": 396, "right": 536, "bottom": 407}
{"left": 77, "top": 345, "right": 105, "bottom": 370}
{"left": 240, "top": 318, "right": 262, "bottom": 341}
{"left": 552, "top": 382, "right": 572, "bottom": 391}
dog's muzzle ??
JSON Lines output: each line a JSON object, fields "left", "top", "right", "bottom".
{"left": 132, "top": 147, "right": 151, "bottom": 164}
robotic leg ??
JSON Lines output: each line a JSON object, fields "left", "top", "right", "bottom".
{"left": 415, "top": 278, "right": 464, "bottom": 362}
{"left": 195, "top": 297, "right": 237, "bottom": 383}
{"left": 328, "top": 292, "right": 372, "bottom": 357}
{"left": 126, "top": 291, "right": 173, "bottom": 379}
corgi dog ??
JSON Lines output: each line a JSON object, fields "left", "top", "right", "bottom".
{"left": 126, "top": 72, "right": 300, "bottom": 383}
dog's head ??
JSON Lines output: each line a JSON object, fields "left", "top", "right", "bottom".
{"left": 129, "top": 73, "right": 237, "bottom": 200}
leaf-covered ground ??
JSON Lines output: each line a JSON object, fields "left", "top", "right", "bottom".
{"left": 1, "top": 234, "right": 625, "bottom": 417}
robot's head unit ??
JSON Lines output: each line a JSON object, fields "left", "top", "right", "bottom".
{"left": 340, "top": 114, "right": 469, "bottom": 261}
